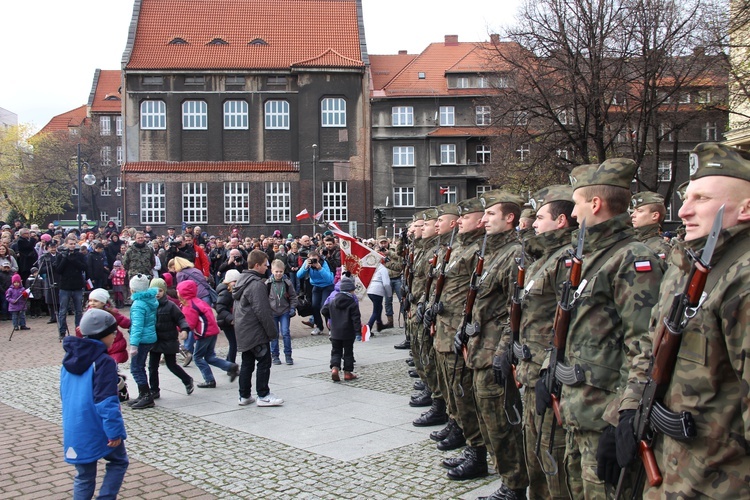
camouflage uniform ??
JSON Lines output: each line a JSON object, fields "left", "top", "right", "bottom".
{"left": 560, "top": 159, "right": 664, "bottom": 499}
{"left": 122, "top": 243, "right": 155, "bottom": 280}
{"left": 409, "top": 234, "right": 437, "bottom": 386}
{"left": 634, "top": 224, "right": 670, "bottom": 265}
{"left": 621, "top": 143, "right": 750, "bottom": 498}
{"left": 467, "top": 227, "right": 529, "bottom": 491}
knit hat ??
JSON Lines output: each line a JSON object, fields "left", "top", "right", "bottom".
{"left": 40, "top": 233, "right": 52, "bottom": 242}
{"left": 79, "top": 309, "right": 117, "bottom": 340}
{"left": 30, "top": 267, "right": 39, "bottom": 274}
{"left": 11, "top": 274, "right": 21, "bottom": 284}
{"left": 162, "top": 272, "right": 174, "bottom": 288}
{"left": 339, "top": 275, "right": 356, "bottom": 292}
{"left": 113, "top": 260, "right": 122, "bottom": 267}
{"left": 150, "top": 277, "right": 167, "bottom": 292}
{"left": 129, "top": 274, "right": 151, "bottom": 293}
{"left": 223, "top": 269, "right": 241, "bottom": 283}
{"left": 88, "top": 288, "right": 110, "bottom": 304}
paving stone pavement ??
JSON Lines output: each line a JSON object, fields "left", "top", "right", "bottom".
{"left": 0, "top": 307, "right": 509, "bottom": 499}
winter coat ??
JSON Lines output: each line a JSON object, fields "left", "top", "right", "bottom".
{"left": 54, "top": 248, "right": 87, "bottom": 291}
{"left": 14, "top": 236, "right": 38, "bottom": 278}
{"left": 128, "top": 288, "right": 158, "bottom": 346}
{"left": 74, "top": 307, "right": 130, "bottom": 364}
{"left": 105, "top": 238, "right": 121, "bottom": 270}
{"left": 122, "top": 242, "right": 155, "bottom": 279}
{"left": 214, "top": 282, "right": 234, "bottom": 329}
{"left": 60, "top": 336, "right": 126, "bottom": 464}
{"left": 296, "top": 260, "right": 334, "bottom": 288}
{"left": 232, "top": 270, "right": 277, "bottom": 352}
{"left": 153, "top": 294, "right": 190, "bottom": 354}
{"left": 366, "top": 264, "right": 392, "bottom": 298}
{"left": 87, "top": 251, "right": 109, "bottom": 283}
{"left": 5, "top": 285, "right": 27, "bottom": 312}
{"left": 176, "top": 267, "right": 213, "bottom": 304}
{"left": 177, "top": 280, "right": 220, "bottom": 339}
{"left": 25, "top": 274, "right": 44, "bottom": 301}
{"left": 266, "top": 276, "right": 298, "bottom": 317}
{"left": 321, "top": 292, "right": 361, "bottom": 341}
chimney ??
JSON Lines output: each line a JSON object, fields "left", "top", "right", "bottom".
{"left": 445, "top": 35, "right": 459, "bottom": 46}
{"left": 490, "top": 34, "right": 500, "bottom": 45}
{"left": 398, "top": 50, "right": 407, "bottom": 55}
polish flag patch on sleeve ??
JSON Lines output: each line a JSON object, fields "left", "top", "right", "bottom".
{"left": 564, "top": 259, "right": 572, "bottom": 268}
{"left": 634, "top": 260, "right": 652, "bottom": 272}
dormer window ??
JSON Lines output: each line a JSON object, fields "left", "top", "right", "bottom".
{"left": 418, "top": 72, "right": 426, "bottom": 79}
{"left": 208, "top": 38, "right": 228, "bottom": 45}
{"left": 104, "top": 95, "right": 121, "bottom": 101}
{"left": 249, "top": 38, "right": 268, "bottom": 46}
{"left": 169, "top": 37, "right": 188, "bottom": 45}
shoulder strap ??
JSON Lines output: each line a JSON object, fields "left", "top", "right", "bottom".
{"left": 581, "top": 237, "right": 633, "bottom": 284}
{"left": 704, "top": 233, "right": 750, "bottom": 294}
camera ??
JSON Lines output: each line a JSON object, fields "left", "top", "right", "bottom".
{"left": 309, "top": 258, "right": 318, "bottom": 265}
{"left": 321, "top": 249, "right": 329, "bottom": 256}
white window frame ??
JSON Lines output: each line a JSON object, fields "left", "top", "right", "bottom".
{"left": 322, "top": 181, "right": 348, "bottom": 222}
{"left": 658, "top": 161, "right": 672, "bottom": 182}
{"left": 393, "top": 187, "right": 415, "bottom": 207}
{"left": 697, "top": 90, "right": 712, "bottom": 104}
{"left": 557, "top": 149, "right": 570, "bottom": 160}
{"left": 265, "top": 182, "right": 291, "bottom": 223}
{"left": 115, "top": 116, "right": 122, "bottom": 136}
{"left": 476, "top": 106, "right": 491, "bottom": 126}
{"left": 514, "top": 111, "right": 529, "bottom": 126}
{"left": 703, "top": 122, "right": 718, "bottom": 141}
{"left": 182, "top": 182, "right": 208, "bottom": 224}
{"left": 116, "top": 145, "right": 123, "bottom": 167}
{"left": 393, "top": 146, "right": 415, "bottom": 167}
{"left": 116, "top": 177, "right": 122, "bottom": 196}
{"left": 100, "top": 146, "right": 111, "bottom": 167}
{"left": 182, "top": 100, "right": 207, "bottom": 130}
{"left": 321, "top": 97, "right": 346, "bottom": 127}
{"left": 440, "top": 144, "right": 457, "bottom": 165}
{"left": 440, "top": 185, "right": 457, "bottom": 204}
{"left": 440, "top": 106, "right": 455, "bottom": 126}
{"left": 455, "top": 77, "right": 469, "bottom": 88}
{"left": 476, "top": 76, "right": 490, "bottom": 88}
{"left": 224, "top": 182, "right": 250, "bottom": 224}
{"left": 100, "top": 177, "right": 111, "bottom": 197}
{"left": 476, "top": 185, "right": 492, "bottom": 195}
{"left": 476, "top": 145, "right": 491, "bottom": 164}
{"left": 140, "top": 182, "right": 166, "bottom": 224}
{"left": 265, "top": 100, "right": 290, "bottom": 130}
{"left": 678, "top": 93, "right": 691, "bottom": 104}
{"left": 516, "top": 143, "right": 530, "bottom": 161}
{"left": 99, "top": 116, "right": 111, "bottom": 136}
{"left": 140, "top": 100, "right": 166, "bottom": 130}
{"left": 659, "top": 122, "right": 673, "bottom": 142}
{"left": 100, "top": 211, "right": 109, "bottom": 222}
{"left": 665, "top": 202, "right": 674, "bottom": 222}
{"left": 223, "top": 100, "right": 248, "bottom": 130}
{"left": 392, "top": 106, "right": 414, "bottom": 127}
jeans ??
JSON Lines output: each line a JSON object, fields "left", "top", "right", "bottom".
{"left": 384, "top": 277, "right": 403, "bottom": 317}
{"left": 183, "top": 331, "right": 195, "bottom": 352}
{"left": 271, "top": 313, "right": 292, "bottom": 358}
{"left": 130, "top": 342, "right": 155, "bottom": 387}
{"left": 58, "top": 288, "right": 83, "bottom": 336}
{"left": 11, "top": 311, "right": 26, "bottom": 328}
{"left": 148, "top": 351, "right": 192, "bottom": 390}
{"left": 194, "top": 335, "right": 234, "bottom": 383}
{"left": 330, "top": 338, "right": 355, "bottom": 372}
{"left": 367, "top": 293, "right": 384, "bottom": 329}
{"left": 72, "top": 441, "right": 128, "bottom": 500}
{"left": 239, "top": 343, "right": 272, "bottom": 399}
{"left": 312, "top": 284, "right": 334, "bottom": 330}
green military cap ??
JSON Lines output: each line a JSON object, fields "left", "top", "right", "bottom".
{"left": 437, "top": 203, "right": 460, "bottom": 217}
{"left": 631, "top": 191, "right": 665, "bottom": 210}
{"left": 529, "top": 184, "right": 573, "bottom": 211}
{"left": 689, "top": 142, "right": 750, "bottom": 182}
{"left": 520, "top": 208, "right": 536, "bottom": 219}
{"left": 676, "top": 181, "right": 689, "bottom": 201}
{"left": 423, "top": 208, "right": 439, "bottom": 221}
{"left": 412, "top": 211, "right": 424, "bottom": 222}
{"left": 479, "top": 189, "right": 525, "bottom": 209}
{"left": 569, "top": 159, "right": 637, "bottom": 191}
{"left": 457, "top": 197, "right": 484, "bottom": 215}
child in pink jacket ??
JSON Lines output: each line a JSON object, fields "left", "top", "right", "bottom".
{"left": 176, "top": 280, "right": 239, "bottom": 388}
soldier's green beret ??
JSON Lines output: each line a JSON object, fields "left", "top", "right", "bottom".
{"left": 437, "top": 203, "right": 460, "bottom": 217}
{"left": 630, "top": 191, "right": 665, "bottom": 210}
{"left": 689, "top": 142, "right": 750, "bottom": 183}
{"left": 479, "top": 190, "right": 525, "bottom": 209}
{"left": 676, "top": 181, "right": 689, "bottom": 201}
{"left": 457, "top": 197, "right": 484, "bottom": 215}
{"left": 520, "top": 208, "right": 536, "bottom": 219}
{"left": 529, "top": 184, "right": 573, "bottom": 211}
{"left": 423, "top": 208, "right": 439, "bottom": 221}
{"left": 570, "top": 159, "right": 637, "bottom": 191}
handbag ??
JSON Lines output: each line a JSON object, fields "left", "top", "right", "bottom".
{"left": 296, "top": 295, "right": 314, "bottom": 317}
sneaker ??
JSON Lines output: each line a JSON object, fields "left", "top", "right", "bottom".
{"left": 285, "top": 356, "right": 294, "bottom": 365}
{"left": 256, "top": 393, "right": 284, "bottom": 407}
{"left": 181, "top": 351, "right": 193, "bottom": 367}
{"left": 185, "top": 378, "right": 195, "bottom": 395}
{"left": 272, "top": 357, "right": 282, "bottom": 365}
{"left": 311, "top": 328, "right": 322, "bottom": 336}
{"left": 197, "top": 380, "right": 216, "bottom": 389}
{"left": 228, "top": 363, "right": 240, "bottom": 382}
{"left": 238, "top": 396, "right": 255, "bottom": 406}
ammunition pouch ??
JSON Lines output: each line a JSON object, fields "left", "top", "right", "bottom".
{"left": 650, "top": 401, "right": 696, "bottom": 441}
{"left": 554, "top": 361, "right": 585, "bottom": 386}
{"left": 464, "top": 322, "right": 481, "bottom": 337}
{"left": 512, "top": 341, "right": 532, "bottom": 361}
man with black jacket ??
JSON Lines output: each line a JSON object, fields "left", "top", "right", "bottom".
{"left": 13, "top": 227, "right": 38, "bottom": 281}
{"left": 55, "top": 236, "right": 88, "bottom": 340}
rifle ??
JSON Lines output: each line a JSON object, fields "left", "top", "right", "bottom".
{"left": 451, "top": 232, "right": 487, "bottom": 398}
{"left": 614, "top": 207, "right": 723, "bottom": 499}
{"left": 417, "top": 237, "right": 440, "bottom": 365}
{"left": 400, "top": 242, "right": 413, "bottom": 318}
{"left": 427, "top": 227, "right": 456, "bottom": 336}
{"left": 536, "top": 220, "right": 587, "bottom": 476}
{"left": 504, "top": 241, "right": 526, "bottom": 425}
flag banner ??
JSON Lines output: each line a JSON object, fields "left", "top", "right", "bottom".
{"left": 328, "top": 223, "right": 383, "bottom": 297}
{"left": 314, "top": 209, "right": 325, "bottom": 221}
{"left": 361, "top": 324, "right": 371, "bottom": 342}
{"left": 439, "top": 187, "right": 448, "bottom": 195}
{"left": 296, "top": 209, "right": 310, "bottom": 220}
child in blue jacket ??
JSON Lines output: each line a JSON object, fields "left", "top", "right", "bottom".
{"left": 61, "top": 308, "right": 129, "bottom": 499}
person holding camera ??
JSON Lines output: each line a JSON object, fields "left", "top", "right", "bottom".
{"left": 295, "top": 250, "right": 334, "bottom": 335}
{"left": 55, "top": 236, "right": 88, "bottom": 339}
{"left": 218, "top": 249, "right": 246, "bottom": 282}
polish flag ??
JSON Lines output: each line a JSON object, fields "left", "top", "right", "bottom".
{"left": 361, "top": 324, "right": 371, "bottom": 342}
{"left": 439, "top": 187, "right": 449, "bottom": 195}
{"left": 634, "top": 260, "right": 652, "bottom": 272}
{"left": 314, "top": 209, "right": 325, "bottom": 221}
{"left": 295, "top": 209, "right": 310, "bottom": 220}
{"left": 327, "top": 223, "right": 384, "bottom": 296}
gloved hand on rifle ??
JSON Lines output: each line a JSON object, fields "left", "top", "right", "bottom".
{"left": 415, "top": 302, "right": 424, "bottom": 323}
{"left": 453, "top": 330, "right": 463, "bottom": 356}
{"left": 534, "top": 372, "right": 552, "bottom": 416}
{"left": 422, "top": 307, "right": 434, "bottom": 329}
{"left": 492, "top": 354, "right": 512, "bottom": 386}
{"left": 615, "top": 409, "right": 638, "bottom": 468}
{"left": 596, "top": 409, "right": 638, "bottom": 485}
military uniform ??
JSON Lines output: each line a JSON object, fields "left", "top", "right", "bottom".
{"left": 620, "top": 143, "right": 750, "bottom": 498}
{"left": 558, "top": 160, "right": 664, "bottom": 499}
{"left": 630, "top": 191, "right": 671, "bottom": 267}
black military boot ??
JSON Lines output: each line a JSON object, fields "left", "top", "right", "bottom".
{"left": 430, "top": 419, "right": 455, "bottom": 441}
{"left": 394, "top": 338, "right": 411, "bottom": 350}
{"left": 446, "top": 445, "right": 488, "bottom": 480}
{"left": 412, "top": 380, "right": 425, "bottom": 390}
{"left": 409, "top": 389, "right": 433, "bottom": 407}
{"left": 408, "top": 368, "right": 420, "bottom": 378}
{"left": 412, "top": 398, "right": 448, "bottom": 427}
{"left": 478, "top": 483, "right": 525, "bottom": 500}
{"left": 437, "top": 423, "right": 466, "bottom": 451}
{"left": 406, "top": 358, "right": 415, "bottom": 367}
{"left": 441, "top": 446, "right": 471, "bottom": 469}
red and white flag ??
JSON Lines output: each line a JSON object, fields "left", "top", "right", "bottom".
{"left": 314, "top": 209, "right": 325, "bottom": 221}
{"left": 295, "top": 209, "right": 310, "bottom": 221}
{"left": 328, "top": 223, "right": 384, "bottom": 296}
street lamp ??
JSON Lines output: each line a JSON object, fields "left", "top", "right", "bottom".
{"left": 77, "top": 143, "right": 96, "bottom": 232}
{"left": 312, "top": 144, "right": 318, "bottom": 233}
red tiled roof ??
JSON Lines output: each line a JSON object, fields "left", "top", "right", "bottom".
{"left": 370, "top": 54, "right": 417, "bottom": 91}
{"left": 37, "top": 105, "right": 89, "bottom": 135}
{"left": 125, "top": 0, "right": 364, "bottom": 70}
{"left": 90, "top": 70, "right": 122, "bottom": 114}
{"left": 122, "top": 161, "right": 300, "bottom": 173}
{"left": 428, "top": 127, "right": 493, "bottom": 137}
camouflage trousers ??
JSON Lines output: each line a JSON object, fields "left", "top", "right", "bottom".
{"left": 473, "top": 367, "right": 529, "bottom": 490}
{"left": 435, "top": 350, "right": 483, "bottom": 446}
{"left": 523, "top": 389, "right": 570, "bottom": 499}
{"left": 407, "top": 316, "right": 441, "bottom": 400}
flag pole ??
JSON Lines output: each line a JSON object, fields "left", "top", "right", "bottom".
{"left": 312, "top": 144, "right": 318, "bottom": 235}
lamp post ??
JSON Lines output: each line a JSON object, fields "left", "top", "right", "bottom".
{"left": 312, "top": 144, "right": 318, "bottom": 233}
{"left": 76, "top": 143, "right": 96, "bottom": 232}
